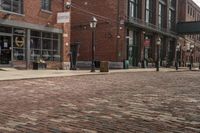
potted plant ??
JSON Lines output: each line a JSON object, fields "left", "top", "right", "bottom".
{"left": 33, "top": 58, "right": 47, "bottom": 70}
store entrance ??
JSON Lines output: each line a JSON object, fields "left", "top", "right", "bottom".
{"left": 0, "top": 36, "right": 11, "bottom": 64}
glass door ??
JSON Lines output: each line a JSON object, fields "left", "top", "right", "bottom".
{"left": 128, "top": 29, "right": 139, "bottom": 67}
{"left": 0, "top": 36, "right": 12, "bottom": 64}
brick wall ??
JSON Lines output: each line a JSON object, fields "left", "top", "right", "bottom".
{"left": 71, "top": 0, "right": 127, "bottom": 63}
{"left": 0, "top": 0, "right": 63, "bottom": 29}
{"left": 0, "top": 0, "right": 71, "bottom": 69}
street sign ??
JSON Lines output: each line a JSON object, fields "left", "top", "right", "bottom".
{"left": 57, "top": 12, "right": 70, "bottom": 23}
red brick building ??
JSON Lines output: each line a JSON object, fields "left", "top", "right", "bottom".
{"left": 71, "top": 0, "right": 178, "bottom": 68}
{"left": 177, "top": 0, "right": 200, "bottom": 67}
{"left": 0, "top": 0, "right": 71, "bottom": 69}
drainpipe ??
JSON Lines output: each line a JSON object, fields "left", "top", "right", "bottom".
{"left": 116, "top": 0, "right": 120, "bottom": 62}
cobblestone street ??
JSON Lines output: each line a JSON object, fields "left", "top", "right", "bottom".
{"left": 0, "top": 71, "right": 199, "bottom": 133}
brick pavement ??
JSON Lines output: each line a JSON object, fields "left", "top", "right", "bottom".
{"left": 0, "top": 71, "right": 199, "bottom": 133}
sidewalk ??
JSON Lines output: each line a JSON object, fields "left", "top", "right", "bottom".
{"left": 0, "top": 67, "right": 195, "bottom": 81}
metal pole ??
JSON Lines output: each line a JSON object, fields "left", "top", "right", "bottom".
{"left": 26, "top": 29, "right": 31, "bottom": 70}
{"left": 189, "top": 51, "right": 192, "bottom": 71}
{"left": 176, "top": 50, "right": 178, "bottom": 70}
{"left": 199, "top": 59, "right": 200, "bottom": 70}
{"left": 91, "top": 28, "right": 95, "bottom": 72}
{"left": 199, "top": 60, "right": 200, "bottom": 70}
{"left": 156, "top": 45, "right": 160, "bottom": 71}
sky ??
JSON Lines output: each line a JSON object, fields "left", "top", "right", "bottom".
{"left": 193, "top": 0, "right": 200, "bottom": 6}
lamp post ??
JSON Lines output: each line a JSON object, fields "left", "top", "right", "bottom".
{"left": 189, "top": 43, "right": 194, "bottom": 71}
{"left": 156, "top": 37, "right": 161, "bottom": 71}
{"left": 90, "top": 17, "right": 97, "bottom": 72}
{"left": 199, "top": 54, "right": 200, "bottom": 70}
{"left": 175, "top": 44, "right": 180, "bottom": 70}
{"left": 199, "top": 50, "right": 200, "bottom": 70}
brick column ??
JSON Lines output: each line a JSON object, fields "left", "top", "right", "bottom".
{"left": 62, "top": 0, "right": 71, "bottom": 69}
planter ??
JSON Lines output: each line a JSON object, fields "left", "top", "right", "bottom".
{"left": 33, "top": 62, "right": 47, "bottom": 70}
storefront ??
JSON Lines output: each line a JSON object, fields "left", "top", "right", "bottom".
{"left": 0, "top": 25, "right": 62, "bottom": 69}
{"left": 127, "top": 29, "right": 140, "bottom": 67}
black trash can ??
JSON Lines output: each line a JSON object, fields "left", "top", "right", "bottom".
{"left": 95, "top": 60, "right": 100, "bottom": 68}
{"left": 123, "top": 60, "right": 129, "bottom": 69}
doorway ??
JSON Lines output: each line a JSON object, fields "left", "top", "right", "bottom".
{"left": 0, "top": 36, "right": 12, "bottom": 64}
{"left": 128, "top": 29, "right": 139, "bottom": 67}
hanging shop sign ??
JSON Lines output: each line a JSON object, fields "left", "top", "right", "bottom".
{"left": 15, "top": 36, "right": 25, "bottom": 48}
{"left": 144, "top": 39, "right": 150, "bottom": 47}
{"left": 57, "top": 12, "right": 70, "bottom": 23}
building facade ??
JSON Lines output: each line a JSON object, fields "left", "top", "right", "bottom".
{"left": 0, "top": 0, "right": 71, "bottom": 69}
{"left": 71, "top": 0, "right": 178, "bottom": 68}
{"left": 177, "top": 0, "right": 200, "bottom": 67}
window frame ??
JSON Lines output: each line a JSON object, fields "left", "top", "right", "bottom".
{"left": 41, "top": 0, "right": 51, "bottom": 11}
{"left": 0, "top": 0, "right": 24, "bottom": 14}
{"left": 128, "top": 0, "right": 139, "bottom": 18}
{"left": 145, "top": 0, "right": 153, "bottom": 23}
{"left": 30, "top": 30, "right": 61, "bottom": 62}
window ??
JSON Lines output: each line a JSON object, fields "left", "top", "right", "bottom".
{"left": 193, "top": 10, "right": 195, "bottom": 18}
{"left": 129, "top": 0, "right": 139, "bottom": 18}
{"left": 0, "top": 0, "right": 23, "bottom": 14}
{"left": 169, "top": 0, "right": 176, "bottom": 31}
{"left": 170, "top": 0, "right": 176, "bottom": 8}
{"left": 169, "top": 9, "right": 176, "bottom": 31}
{"left": 158, "top": 3, "right": 165, "bottom": 28}
{"left": 127, "top": 29, "right": 139, "bottom": 66}
{"left": 145, "top": 0, "right": 153, "bottom": 23}
{"left": 13, "top": 28, "right": 26, "bottom": 61}
{"left": 0, "top": 26, "right": 12, "bottom": 33}
{"left": 41, "top": 0, "right": 51, "bottom": 11}
{"left": 30, "top": 30, "right": 60, "bottom": 61}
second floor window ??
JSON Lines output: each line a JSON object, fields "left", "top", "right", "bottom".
{"left": 170, "top": 0, "right": 176, "bottom": 8}
{"left": 158, "top": 3, "right": 165, "bottom": 28}
{"left": 145, "top": 0, "right": 153, "bottom": 23}
{"left": 41, "top": 0, "right": 51, "bottom": 11}
{"left": 169, "top": 9, "right": 176, "bottom": 31}
{"left": 129, "top": 0, "right": 139, "bottom": 18}
{"left": 0, "top": 0, "right": 23, "bottom": 14}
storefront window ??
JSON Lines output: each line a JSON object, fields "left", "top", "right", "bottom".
{"left": 30, "top": 30, "right": 60, "bottom": 61}
{"left": 0, "top": 26, "right": 12, "bottom": 33}
{"left": 13, "top": 28, "right": 26, "bottom": 61}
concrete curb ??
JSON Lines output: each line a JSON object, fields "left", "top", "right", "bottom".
{"left": 0, "top": 68, "right": 198, "bottom": 81}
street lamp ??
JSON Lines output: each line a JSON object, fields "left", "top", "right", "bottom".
{"left": 175, "top": 44, "right": 180, "bottom": 70}
{"left": 189, "top": 43, "right": 195, "bottom": 71}
{"left": 90, "top": 17, "right": 97, "bottom": 72}
{"left": 156, "top": 37, "right": 161, "bottom": 71}
{"left": 199, "top": 49, "right": 200, "bottom": 70}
